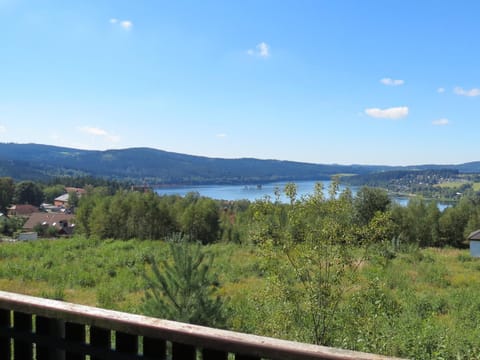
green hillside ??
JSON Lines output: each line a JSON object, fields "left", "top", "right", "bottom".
{"left": 0, "top": 142, "right": 479, "bottom": 185}
{"left": 0, "top": 143, "right": 387, "bottom": 183}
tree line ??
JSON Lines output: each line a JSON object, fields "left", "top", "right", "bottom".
{"left": 76, "top": 191, "right": 221, "bottom": 244}
{"left": 2, "top": 174, "right": 480, "bottom": 249}
{"left": 67, "top": 179, "right": 480, "bottom": 250}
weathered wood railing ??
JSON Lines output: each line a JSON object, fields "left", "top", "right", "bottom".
{"left": 0, "top": 290, "right": 402, "bottom": 359}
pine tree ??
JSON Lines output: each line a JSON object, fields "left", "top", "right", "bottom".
{"left": 142, "top": 235, "right": 226, "bottom": 327}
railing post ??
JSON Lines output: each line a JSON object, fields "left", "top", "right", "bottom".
{"left": 36, "top": 316, "right": 65, "bottom": 360}
{"left": 0, "top": 309, "right": 11, "bottom": 359}
{"left": 89, "top": 326, "right": 111, "bottom": 360}
{"left": 13, "top": 311, "right": 34, "bottom": 359}
{"left": 172, "top": 342, "right": 196, "bottom": 360}
{"left": 115, "top": 331, "right": 138, "bottom": 355}
{"left": 65, "top": 322, "right": 85, "bottom": 360}
{"left": 143, "top": 336, "right": 166, "bottom": 359}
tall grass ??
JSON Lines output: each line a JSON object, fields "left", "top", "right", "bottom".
{"left": 2, "top": 237, "right": 480, "bottom": 358}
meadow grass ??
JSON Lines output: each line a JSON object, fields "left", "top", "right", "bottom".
{"left": 0, "top": 236, "right": 263, "bottom": 312}
{"left": 2, "top": 237, "right": 480, "bottom": 358}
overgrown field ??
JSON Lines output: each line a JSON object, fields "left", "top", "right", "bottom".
{"left": 0, "top": 237, "right": 260, "bottom": 313}
{"left": 1, "top": 237, "right": 480, "bottom": 359}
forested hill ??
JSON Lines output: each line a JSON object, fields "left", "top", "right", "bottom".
{"left": 0, "top": 143, "right": 390, "bottom": 183}
{"left": 0, "top": 143, "right": 479, "bottom": 185}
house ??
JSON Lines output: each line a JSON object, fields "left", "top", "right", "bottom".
{"left": 23, "top": 212, "right": 75, "bottom": 235}
{"left": 53, "top": 187, "right": 86, "bottom": 207}
{"left": 40, "top": 203, "right": 63, "bottom": 213}
{"left": 468, "top": 229, "right": 480, "bottom": 257}
{"left": 7, "top": 204, "right": 39, "bottom": 217}
{"left": 54, "top": 194, "right": 70, "bottom": 207}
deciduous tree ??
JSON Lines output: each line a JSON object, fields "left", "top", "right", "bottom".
{"left": 354, "top": 186, "right": 391, "bottom": 225}
{"left": 0, "top": 177, "right": 14, "bottom": 213}
{"left": 251, "top": 180, "right": 394, "bottom": 345}
{"left": 13, "top": 181, "right": 44, "bottom": 206}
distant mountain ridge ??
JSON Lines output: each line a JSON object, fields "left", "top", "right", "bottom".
{"left": 0, "top": 143, "right": 478, "bottom": 184}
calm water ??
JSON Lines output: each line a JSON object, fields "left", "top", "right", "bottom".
{"left": 155, "top": 180, "right": 451, "bottom": 210}
{"left": 156, "top": 180, "right": 340, "bottom": 202}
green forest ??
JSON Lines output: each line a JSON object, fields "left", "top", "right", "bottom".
{"left": 3, "top": 179, "right": 480, "bottom": 358}
{"left": 0, "top": 143, "right": 384, "bottom": 183}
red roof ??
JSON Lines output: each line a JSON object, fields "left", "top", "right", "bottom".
{"left": 23, "top": 212, "right": 75, "bottom": 231}
{"left": 8, "top": 204, "right": 39, "bottom": 216}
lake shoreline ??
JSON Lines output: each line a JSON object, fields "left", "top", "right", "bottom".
{"left": 155, "top": 180, "right": 452, "bottom": 210}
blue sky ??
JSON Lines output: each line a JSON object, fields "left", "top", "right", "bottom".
{"left": 1, "top": 0, "right": 480, "bottom": 165}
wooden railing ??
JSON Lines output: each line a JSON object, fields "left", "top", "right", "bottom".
{"left": 0, "top": 290, "right": 402, "bottom": 360}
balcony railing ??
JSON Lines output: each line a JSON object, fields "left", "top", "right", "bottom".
{"left": 0, "top": 290, "right": 403, "bottom": 359}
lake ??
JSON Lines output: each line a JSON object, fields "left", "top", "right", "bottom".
{"left": 155, "top": 180, "right": 451, "bottom": 210}
{"left": 156, "top": 180, "right": 341, "bottom": 202}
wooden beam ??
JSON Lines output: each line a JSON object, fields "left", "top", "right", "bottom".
{"left": 0, "top": 290, "right": 404, "bottom": 360}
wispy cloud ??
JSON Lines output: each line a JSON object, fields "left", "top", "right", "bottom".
{"left": 0, "top": 125, "right": 6, "bottom": 134}
{"left": 364, "top": 106, "right": 409, "bottom": 120}
{"left": 109, "top": 18, "right": 133, "bottom": 30}
{"left": 454, "top": 86, "right": 480, "bottom": 97}
{"left": 432, "top": 118, "right": 449, "bottom": 126}
{"left": 380, "top": 78, "right": 404, "bottom": 86}
{"left": 247, "top": 42, "right": 270, "bottom": 58}
{"left": 216, "top": 133, "right": 227, "bottom": 138}
{"left": 437, "top": 87, "right": 445, "bottom": 93}
{"left": 79, "top": 126, "right": 120, "bottom": 142}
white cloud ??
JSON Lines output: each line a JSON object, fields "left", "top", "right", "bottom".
{"left": 81, "top": 126, "right": 107, "bottom": 136}
{"left": 120, "top": 20, "right": 133, "bottom": 30}
{"left": 432, "top": 118, "right": 449, "bottom": 126}
{"left": 0, "top": 125, "right": 6, "bottom": 134}
{"left": 258, "top": 42, "right": 269, "bottom": 57}
{"left": 79, "top": 126, "right": 120, "bottom": 142}
{"left": 247, "top": 42, "right": 270, "bottom": 58}
{"left": 454, "top": 86, "right": 480, "bottom": 97}
{"left": 380, "top": 78, "right": 404, "bottom": 86}
{"left": 109, "top": 18, "right": 133, "bottom": 30}
{"left": 216, "top": 133, "right": 227, "bottom": 138}
{"left": 364, "top": 106, "right": 409, "bottom": 119}
{"left": 437, "top": 87, "right": 445, "bottom": 93}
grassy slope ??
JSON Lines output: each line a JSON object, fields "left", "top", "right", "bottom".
{"left": 0, "top": 237, "right": 261, "bottom": 313}
{"left": 2, "top": 237, "right": 480, "bottom": 358}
